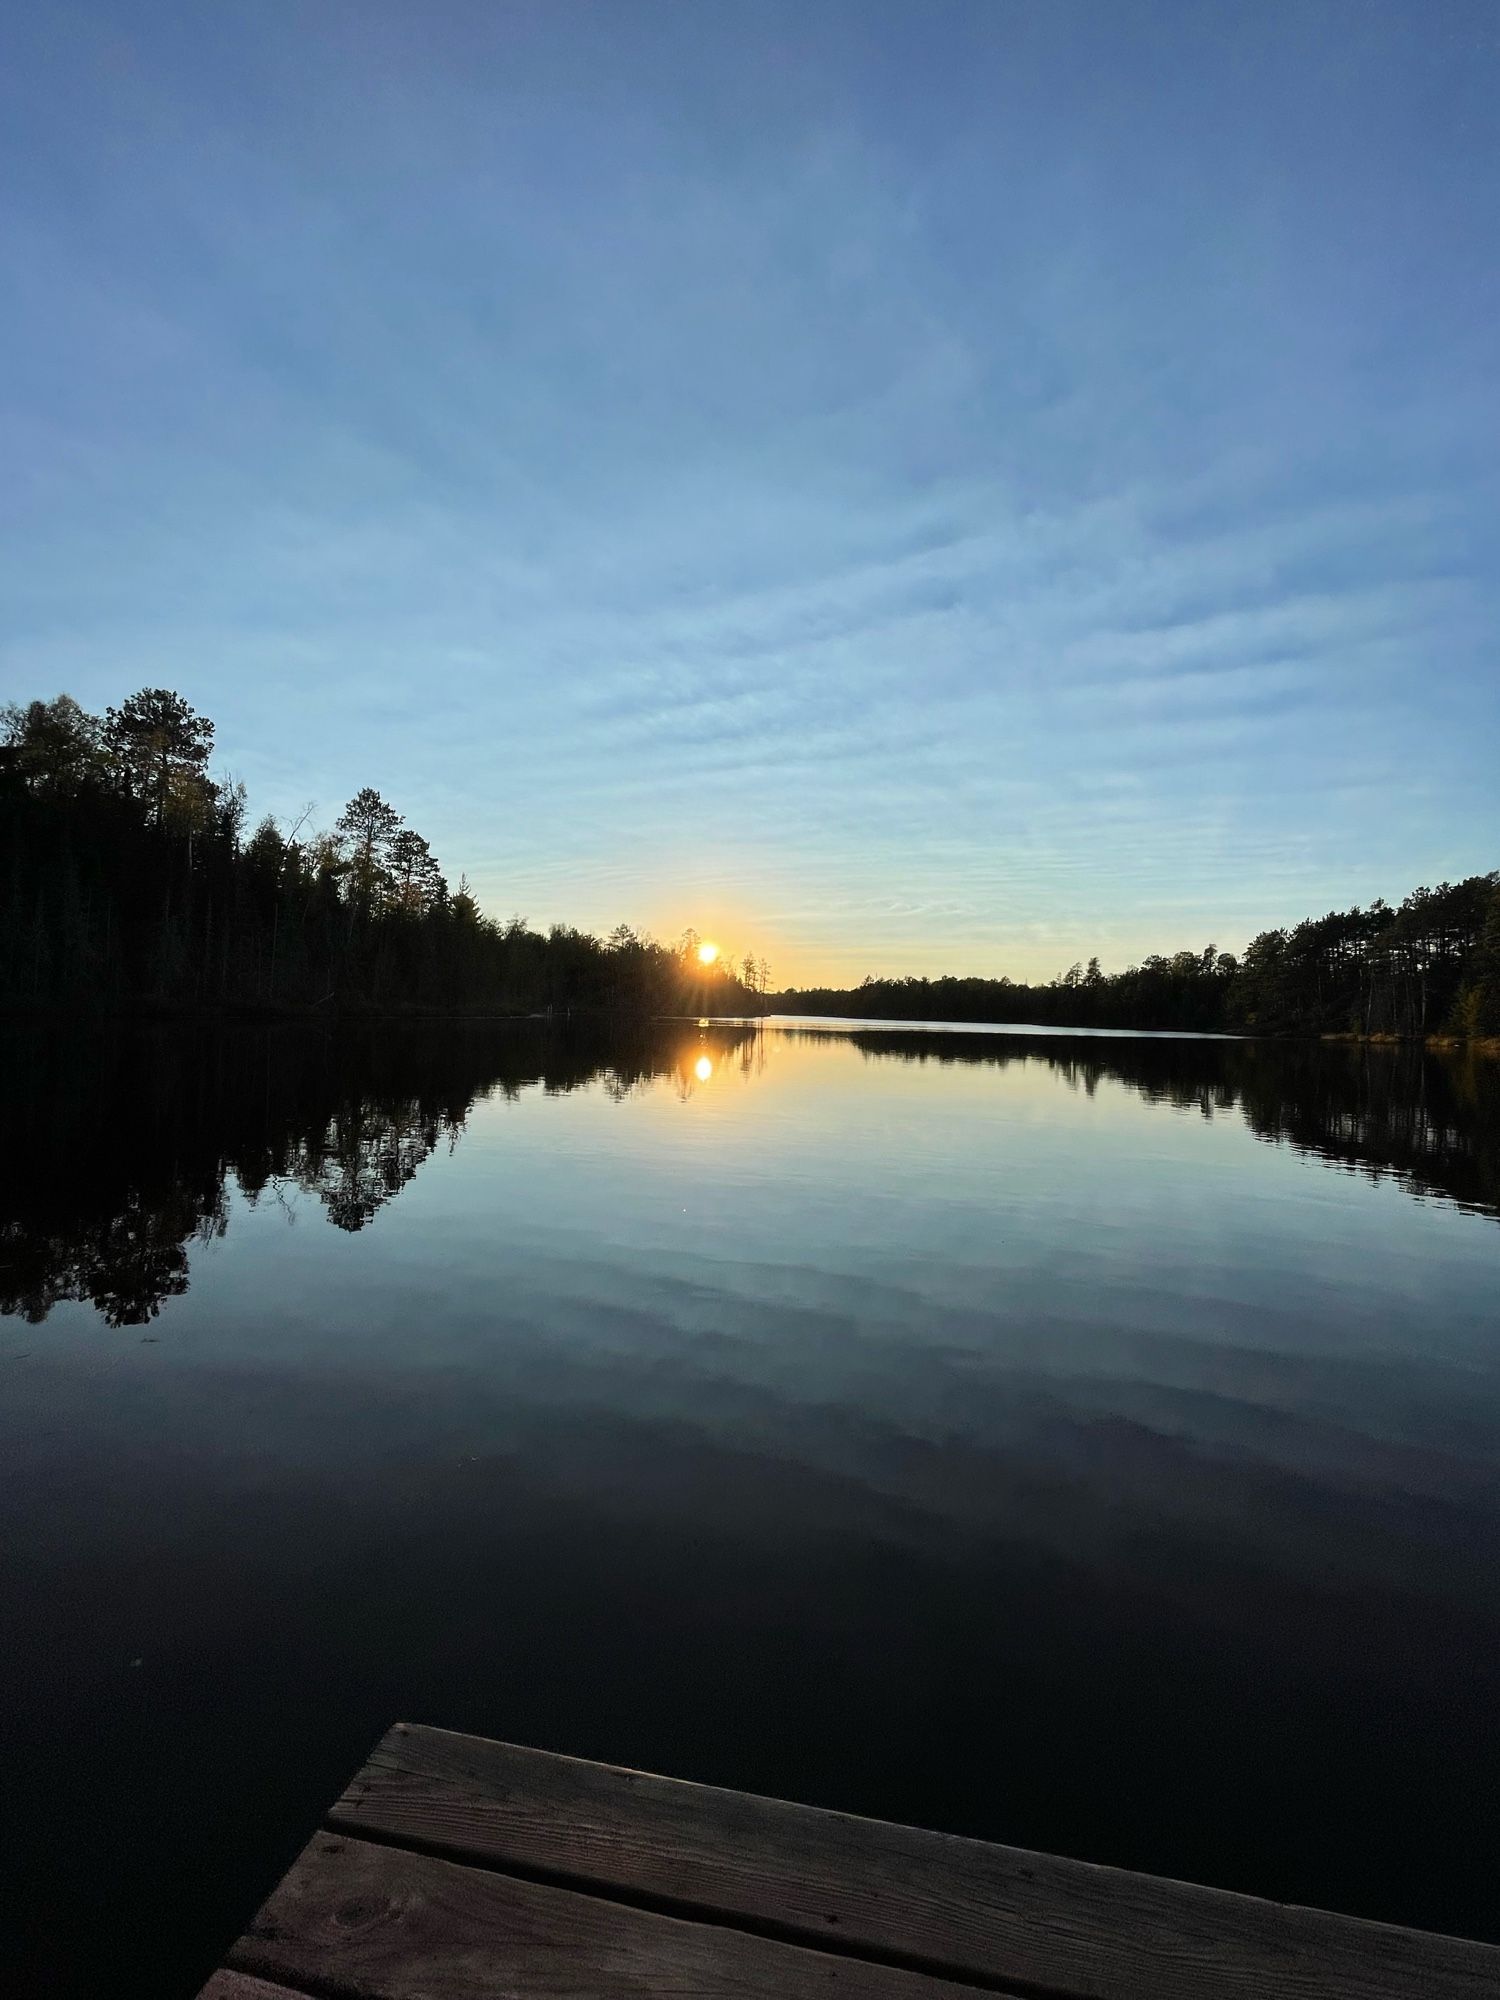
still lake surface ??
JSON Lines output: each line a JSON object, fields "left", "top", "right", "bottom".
{"left": 2, "top": 1017, "right": 1499, "bottom": 1993}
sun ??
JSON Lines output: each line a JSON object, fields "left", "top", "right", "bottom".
{"left": 697, "top": 941, "right": 720, "bottom": 965}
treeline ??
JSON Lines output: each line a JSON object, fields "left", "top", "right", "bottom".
{"left": 7, "top": 687, "right": 1495, "bottom": 1037}
{"left": 1, "top": 690, "right": 766, "bottom": 1015}
{"left": 779, "top": 874, "right": 1500, "bottom": 1040}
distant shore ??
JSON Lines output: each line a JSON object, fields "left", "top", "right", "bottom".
{"left": 4, "top": 998, "right": 1498, "bottom": 1054}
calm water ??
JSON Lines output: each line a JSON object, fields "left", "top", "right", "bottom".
{"left": 3, "top": 1018, "right": 1499, "bottom": 1993}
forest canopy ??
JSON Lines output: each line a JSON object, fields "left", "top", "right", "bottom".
{"left": 784, "top": 875, "right": 1500, "bottom": 1040}
{"left": 3, "top": 686, "right": 1496, "bottom": 1036}
{"left": 0, "top": 689, "right": 764, "bottom": 1016}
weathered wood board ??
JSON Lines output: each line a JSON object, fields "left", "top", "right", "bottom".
{"left": 200, "top": 1722, "right": 1500, "bottom": 1999}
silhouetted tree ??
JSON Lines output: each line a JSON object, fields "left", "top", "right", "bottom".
{"left": 389, "top": 827, "right": 443, "bottom": 911}
{"left": 337, "top": 787, "right": 402, "bottom": 910}
{"left": 1, "top": 694, "right": 104, "bottom": 795}
{"left": 103, "top": 688, "right": 214, "bottom": 827}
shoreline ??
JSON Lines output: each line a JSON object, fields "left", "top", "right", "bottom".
{"left": 1, "top": 1000, "right": 1497, "bottom": 1053}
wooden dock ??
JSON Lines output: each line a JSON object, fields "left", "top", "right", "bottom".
{"left": 198, "top": 1723, "right": 1499, "bottom": 1999}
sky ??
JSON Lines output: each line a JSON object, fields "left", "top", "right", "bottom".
{"left": 2, "top": 1, "right": 1497, "bottom": 985}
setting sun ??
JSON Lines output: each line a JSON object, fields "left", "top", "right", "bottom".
{"left": 697, "top": 941, "right": 720, "bottom": 965}
{"left": 694, "top": 1055, "right": 714, "bottom": 1082}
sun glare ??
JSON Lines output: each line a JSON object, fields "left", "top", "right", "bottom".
{"left": 694, "top": 1055, "right": 714, "bottom": 1082}
{"left": 697, "top": 941, "right": 720, "bottom": 965}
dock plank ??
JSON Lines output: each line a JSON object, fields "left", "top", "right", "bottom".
{"left": 226, "top": 1830, "right": 1002, "bottom": 1999}
{"left": 329, "top": 1722, "right": 1500, "bottom": 2000}
{"left": 196, "top": 1975, "right": 308, "bottom": 2000}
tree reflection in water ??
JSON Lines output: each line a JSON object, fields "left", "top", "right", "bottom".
{"left": 824, "top": 1029, "right": 1500, "bottom": 1220}
{"left": 2, "top": 1021, "right": 1495, "bottom": 1327}
{"left": 0, "top": 1020, "right": 756, "bottom": 1324}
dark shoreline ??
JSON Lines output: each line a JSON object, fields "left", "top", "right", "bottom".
{"left": 3, "top": 1000, "right": 1499, "bottom": 1052}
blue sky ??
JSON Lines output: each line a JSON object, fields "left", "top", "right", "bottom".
{"left": 2, "top": 1, "right": 1497, "bottom": 982}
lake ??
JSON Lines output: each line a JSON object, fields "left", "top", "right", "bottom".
{"left": 2, "top": 1017, "right": 1498, "bottom": 1994}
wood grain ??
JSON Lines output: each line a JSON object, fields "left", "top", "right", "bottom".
{"left": 328, "top": 1723, "right": 1500, "bottom": 2000}
{"left": 196, "top": 1973, "right": 310, "bottom": 1999}
{"left": 227, "top": 1830, "right": 1004, "bottom": 1998}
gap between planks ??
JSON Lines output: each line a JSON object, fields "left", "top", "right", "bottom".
{"left": 226, "top": 1829, "right": 1006, "bottom": 2000}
